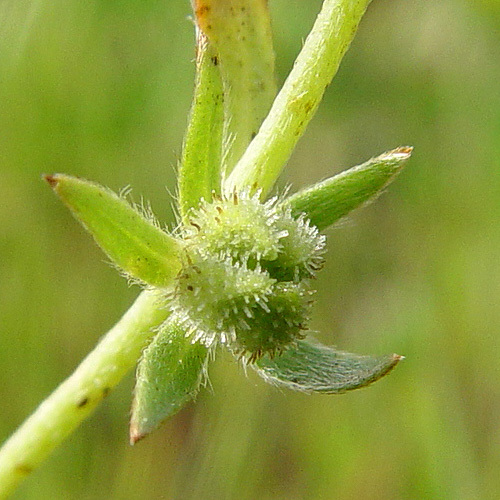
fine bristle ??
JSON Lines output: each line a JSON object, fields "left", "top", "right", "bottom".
{"left": 173, "top": 194, "right": 324, "bottom": 359}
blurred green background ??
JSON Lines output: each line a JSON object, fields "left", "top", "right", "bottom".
{"left": 1, "top": 0, "right": 500, "bottom": 498}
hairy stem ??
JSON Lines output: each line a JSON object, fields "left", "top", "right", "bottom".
{"left": 0, "top": 290, "right": 168, "bottom": 498}
{"left": 225, "top": 0, "right": 372, "bottom": 197}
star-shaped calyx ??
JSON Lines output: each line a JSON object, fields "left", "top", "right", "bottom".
{"left": 45, "top": 146, "right": 410, "bottom": 443}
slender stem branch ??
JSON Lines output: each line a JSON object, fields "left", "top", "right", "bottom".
{"left": 224, "top": 0, "right": 372, "bottom": 197}
{"left": 0, "top": 289, "right": 168, "bottom": 499}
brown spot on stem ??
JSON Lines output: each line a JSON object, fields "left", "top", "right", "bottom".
{"left": 77, "top": 397, "right": 89, "bottom": 408}
{"left": 304, "top": 101, "right": 314, "bottom": 114}
{"left": 195, "top": 3, "right": 211, "bottom": 18}
{"left": 15, "top": 464, "right": 33, "bottom": 475}
{"left": 102, "top": 387, "right": 111, "bottom": 398}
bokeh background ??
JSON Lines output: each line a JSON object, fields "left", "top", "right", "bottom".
{"left": 1, "top": 0, "right": 500, "bottom": 498}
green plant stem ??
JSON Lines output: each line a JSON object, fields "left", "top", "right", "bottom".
{"left": 224, "top": 0, "right": 372, "bottom": 197}
{"left": 0, "top": 289, "right": 168, "bottom": 499}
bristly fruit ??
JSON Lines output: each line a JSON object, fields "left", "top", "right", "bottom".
{"left": 0, "top": 3, "right": 411, "bottom": 492}
{"left": 172, "top": 192, "right": 325, "bottom": 362}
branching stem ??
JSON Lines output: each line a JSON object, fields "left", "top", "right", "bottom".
{"left": 0, "top": 1, "right": 393, "bottom": 497}
{"left": 225, "top": 0, "right": 372, "bottom": 197}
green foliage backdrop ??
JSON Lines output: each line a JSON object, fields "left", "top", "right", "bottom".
{"left": 1, "top": 0, "right": 499, "bottom": 498}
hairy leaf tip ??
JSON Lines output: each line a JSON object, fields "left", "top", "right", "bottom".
{"left": 389, "top": 146, "right": 413, "bottom": 159}
{"left": 42, "top": 174, "right": 59, "bottom": 188}
{"left": 129, "top": 427, "right": 145, "bottom": 446}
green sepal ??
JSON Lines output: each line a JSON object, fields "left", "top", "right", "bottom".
{"left": 253, "top": 339, "right": 402, "bottom": 393}
{"left": 178, "top": 31, "right": 224, "bottom": 221}
{"left": 194, "top": 0, "right": 276, "bottom": 175}
{"left": 44, "top": 174, "right": 182, "bottom": 287}
{"left": 130, "top": 316, "right": 210, "bottom": 444}
{"left": 283, "top": 147, "right": 412, "bottom": 231}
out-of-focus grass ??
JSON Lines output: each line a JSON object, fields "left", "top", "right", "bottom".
{"left": 1, "top": 0, "right": 499, "bottom": 498}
